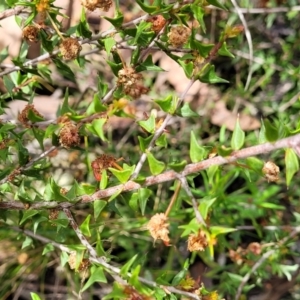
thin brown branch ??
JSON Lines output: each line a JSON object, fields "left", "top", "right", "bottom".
{"left": 235, "top": 226, "right": 300, "bottom": 300}
{"left": 1, "top": 133, "right": 300, "bottom": 211}
{"left": 0, "top": 6, "right": 26, "bottom": 20}
{"left": 6, "top": 221, "right": 201, "bottom": 299}
{"left": 0, "top": 14, "right": 149, "bottom": 78}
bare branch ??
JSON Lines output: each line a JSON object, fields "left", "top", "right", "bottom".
{"left": 235, "top": 226, "right": 300, "bottom": 300}
{"left": 6, "top": 220, "right": 201, "bottom": 299}
{"left": 0, "top": 6, "right": 27, "bottom": 21}
{"left": 1, "top": 133, "right": 300, "bottom": 210}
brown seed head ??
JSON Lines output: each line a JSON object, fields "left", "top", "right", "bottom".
{"left": 262, "top": 161, "right": 280, "bottom": 182}
{"left": 59, "top": 38, "right": 82, "bottom": 60}
{"left": 59, "top": 122, "right": 80, "bottom": 148}
{"left": 247, "top": 242, "right": 262, "bottom": 255}
{"left": 148, "top": 15, "right": 167, "bottom": 33}
{"left": 49, "top": 209, "right": 59, "bottom": 220}
{"left": 168, "top": 26, "right": 191, "bottom": 48}
{"left": 147, "top": 213, "right": 170, "bottom": 245}
{"left": 91, "top": 154, "right": 118, "bottom": 181}
{"left": 22, "top": 25, "right": 40, "bottom": 42}
{"left": 81, "top": 0, "right": 113, "bottom": 11}
{"left": 18, "top": 104, "right": 43, "bottom": 127}
{"left": 187, "top": 230, "right": 208, "bottom": 252}
{"left": 117, "top": 67, "right": 149, "bottom": 98}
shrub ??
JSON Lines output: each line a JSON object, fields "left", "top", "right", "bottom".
{"left": 0, "top": 0, "right": 300, "bottom": 299}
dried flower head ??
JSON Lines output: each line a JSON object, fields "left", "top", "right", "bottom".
{"left": 22, "top": 25, "right": 40, "bottom": 42}
{"left": 168, "top": 25, "right": 191, "bottom": 48}
{"left": 7, "top": 169, "right": 21, "bottom": 182}
{"left": 91, "top": 154, "right": 120, "bottom": 181}
{"left": 78, "top": 258, "right": 90, "bottom": 272}
{"left": 117, "top": 66, "right": 149, "bottom": 99}
{"left": 262, "top": 161, "right": 280, "bottom": 182}
{"left": 247, "top": 242, "right": 262, "bottom": 255}
{"left": 68, "top": 251, "right": 77, "bottom": 270}
{"left": 187, "top": 230, "right": 208, "bottom": 252}
{"left": 59, "top": 122, "right": 80, "bottom": 148}
{"left": 18, "top": 104, "right": 44, "bottom": 127}
{"left": 229, "top": 247, "right": 244, "bottom": 265}
{"left": 59, "top": 38, "right": 82, "bottom": 60}
{"left": 81, "top": 0, "right": 113, "bottom": 11}
{"left": 49, "top": 209, "right": 59, "bottom": 220}
{"left": 147, "top": 213, "right": 170, "bottom": 245}
{"left": 148, "top": 15, "right": 167, "bottom": 33}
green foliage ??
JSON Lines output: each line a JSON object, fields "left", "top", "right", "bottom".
{"left": 0, "top": 0, "right": 300, "bottom": 299}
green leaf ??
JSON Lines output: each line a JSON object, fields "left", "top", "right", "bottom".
{"left": 231, "top": 117, "right": 245, "bottom": 150}
{"left": 245, "top": 157, "right": 264, "bottom": 174}
{"left": 179, "top": 103, "right": 199, "bottom": 117}
{"left": 199, "top": 197, "right": 217, "bottom": 220}
{"left": 86, "top": 93, "right": 108, "bottom": 115}
{"left": 42, "top": 243, "right": 54, "bottom": 255}
{"left": 138, "top": 135, "right": 153, "bottom": 152}
{"left": 178, "top": 60, "right": 194, "bottom": 78}
{"left": 27, "top": 109, "right": 44, "bottom": 123}
{"left": 210, "top": 226, "right": 237, "bottom": 236}
{"left": 190, "top": 35, "right": 214, "bottom": 57}
{"left": 138, "top": 188, "right": 152, "bottom": 215}
{"left": 104, "top": 10, "right": 124, "bottom": 27}
{"left": 263, "top": 119, "right": 279, "bottom": 142}
{"left": 52, "top": 58, "right": 76, "bottom": 81}
{"left": 120, "top": 254, "right": 138, "bottom": 277}
{"left": 172, "top": 269, "right": 188, "bottom": 286}
{"left": 18, "top": 141, "right": 29, "bottom": 166}
{"left": 285, "top": 148, "right": 299, "bottom": 187}
{"left": 80, "top": 214, "right": 91, "bottom": 237}
{"left": 104, "top": 37, "right": 116, "bottom": 55}
{"left": 168, "top": 160, "right": 187, "bottom": 172}
{"left": 138, "top": 112, "right": 156, "bottom": 133}
{"left": 136, "top": 55, "right": 164, "bottom": 72}
{"left": 155, "top": 134, "right": 167, "bottom": 148}
{"left": 206, "top": 0, "right": 227, "bottom": 10}
{"left": 218, "top": 42, "right": 235, "bottom": 58}
{"left": 198, "top": 64, "right": 229, "bottom": 84}
{"left": 81, "top": 266, "right": 107, "bottom": 292}
{"left": 128, "top": 192, "right": 139, "bottom": 211}
{"left": 30, "top": 292, "right": 42, "bottom": 300}
{"left": 99, "top": 169, "right": 108, "bottom": 189}
{"left": 3, "top": 75, "right": 15, "bottom": 96}
{"left": 77, "top": 8, "right": 92, "bottom": 38}
{"left": 190, "top": 4, "right": 206, "bottom": 33}
{"left": 94, "top": 200, "right": 107, "bottom": 219}
{"left": 146, "top": 152, "right": 165, "bottom": 175}
{"left": 136, "top": 0, "right": 157, "bottom": 13}
{"left": 91, "top": 118, "right": 108, "bottom": 141}
{"left": 155, "top": 95, "right": 175, "bottom": 114}
{"left": 20, "top": 210, "right": 39, "bottom": 225}
{"left": 109, "top": 164, "right": 135, "bottom": 183}
{"left": 190, "top": 131, "right": 207, "bottom": 163}
{"left": 106, "top": 60, "right": 122, "bottom": 77}
{"left": 61, "top": 88, "right": 74, "bottom": 115}
{"left": 22, "top": 236, "right": 33, "bottom": 249}
{"left": 32, "top": 127, "right": 45, "bottom": 150}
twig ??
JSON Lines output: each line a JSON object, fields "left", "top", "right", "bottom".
{"left": 0, "top": 146, "right": 58, "bottom": 185}
{"left": 178, "top": 176, "right": 206, "bottom": 226}
{"left": 0, "top": 14, "right": 149, "bottom": 78}
{"left": 0, "top": 6, "right": 26, "bottom": 20}
{"left": 230, "top": 0, "right": 253, "bottom": 90}
{"left": 2, "top": 132, "right": 300, "bottom": 210}
{"left": 130, "top": 78, "right": 196, "bottom": 180}
{"left": 229, "top": 5, "right": 300, "bottom": 14}
{"left": 6, "top": 221, "right": 201, "bottom": 299}
{"left": 235, "top": 226, "right": 300, "bottom": 300}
